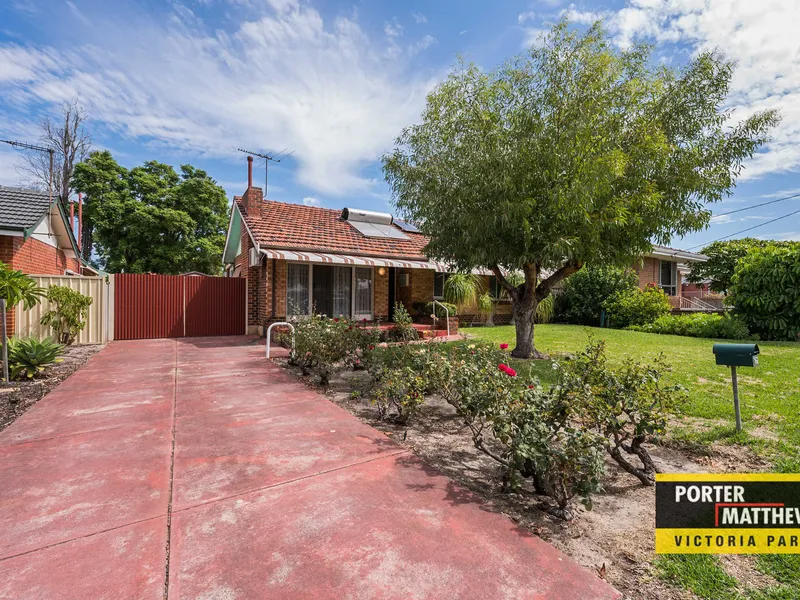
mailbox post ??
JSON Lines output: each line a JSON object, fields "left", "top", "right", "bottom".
{"left": 712, "top": 344, "right": 760, "bottom": 433}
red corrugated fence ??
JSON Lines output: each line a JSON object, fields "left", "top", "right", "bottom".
{"left": 114, "top": 274, "right": 246, "bottom": 340}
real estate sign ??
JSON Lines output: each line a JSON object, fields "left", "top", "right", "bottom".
{"left": 656, "top": 474, "right": 800, "bottom": 554}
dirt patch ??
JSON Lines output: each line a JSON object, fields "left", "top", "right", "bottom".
{"left": 0, "top": 344, "right": 103, "bottom": 432}
{"left": 279, "top": 361, "right": 773, "bottom": 600}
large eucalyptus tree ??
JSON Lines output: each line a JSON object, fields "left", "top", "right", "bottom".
{"left": 383, "top": 20, "right": 779, "bottom": 358}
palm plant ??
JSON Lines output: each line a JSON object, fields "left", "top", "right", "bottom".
{"left": 0, "top": 262, "right": 45, "bottom": 310}
{"left": 443, "top": 273, "right": 485, "bottom": 310}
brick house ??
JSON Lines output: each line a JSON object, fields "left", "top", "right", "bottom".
{"left": 0, "top": 185, "right": 90, "bottom": 332}
{"left": 223, "top": 162, "right": 707, "bottom": 333}
{"left": 632, "top": 246, "right": 709, "bottom": 310}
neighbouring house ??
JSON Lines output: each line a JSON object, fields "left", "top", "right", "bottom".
{"left": 0, "top": 185, "right": 95, "bottom": 332}
{"left": 632, "top": 246, "right": 711, "bottom": 311}
{"left": 222, "top": 160, "right": 710, "bottom": 333}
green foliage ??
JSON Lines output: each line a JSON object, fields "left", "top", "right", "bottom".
{"left": 687, "top": 238, "right": 799, "bottom": 293}
{"left": 558, "top": 266, "right": 638, "bottom": 325}
{"left": 371, "top": 366, "right": 426, "bottom": 423}
{"left": 605, "top": 285, "right": 672, "bottom": 328}
{"left": 424, "top": 301, "right": 457, "bottom": 318}
{"left": 629, "top": 313, "right": 751, "bottom": 340}
{"left": 0, "top": 262, "right": 45, "bottom": 310}
{"left": 559, "top": 340, "right": 684, "bottom": 485}
{"left": 72, "top": 151, "right": 229, "bottom": 274}
{"left": 7, "top": 336, "right": 64, "bottom": 380}
{"left": 439, "top": 342, "right": 606, "bottom": 519}
{"left": 443, "top": 273, "right": 485, "bottom": 311}
{"left": 477, "top": 292, "right": 494, "bottom": 317}
{"left": 383, "top": 19, "right": 778, "bottom": 357}
{"left": 289, "top": 315, "right": 380, "bottom": 384}
{"left": 39, "top": 285, "right": 93, "bottom": 345}
{"left": 534, "top": 294, "right": 555, "bottom": 324}
{"left": 387, "top": 302, "right": 419, "bottom": 342}
{"left": 728, "top": 244, "right": 800, "bottom": 341}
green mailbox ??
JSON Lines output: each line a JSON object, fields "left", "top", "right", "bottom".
{"left": 713, "top": 343, "right": 759, "bottom": 367}
{"left": 712, "top": 343, "right": 760, "bottom": 433}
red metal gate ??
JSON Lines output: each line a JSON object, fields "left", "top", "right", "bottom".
{"left": 114, "top": 274, "right": 246, "bottom": 340}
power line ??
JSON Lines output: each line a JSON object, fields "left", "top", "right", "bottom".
{"left": 713, "top": 191, "right": 800, "bottom": 218}
{"left": 688, "top": 206, "right": 800, "bottom": 250}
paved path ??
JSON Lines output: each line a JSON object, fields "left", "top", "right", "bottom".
{"left": 0, "top": 337, "right": 619, "bottom": 599}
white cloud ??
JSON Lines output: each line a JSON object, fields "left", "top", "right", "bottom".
{"left": 302, "top": 196, "right": 321, "bottom": 206}
{"left": 412, "top": 12, "right": 427, "bottom": 24}
{"left": 521, "top": 28, "right": 548, "bottom": 48}
{"left": 518, "top": 11, "right": 536, "bottom": 24}
{"left": 384, "top": 18, "right": 403, "bottom": 38}
{"left": 0, "top": 4, "right": 438, "bottom": 196}
{"left": 563, "top": 0, "right": 800, "bottom": 181}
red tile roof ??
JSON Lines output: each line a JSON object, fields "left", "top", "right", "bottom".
{"left": 237, "top": 198, "right": 429, "bottom": 260}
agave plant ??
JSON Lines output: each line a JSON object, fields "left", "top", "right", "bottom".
{"left": 7, "top": 337, "right": 64, "bottom": 380}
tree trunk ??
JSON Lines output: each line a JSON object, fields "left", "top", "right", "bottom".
{"left": 511, "top": 294, "right": 548, "bottom": 359}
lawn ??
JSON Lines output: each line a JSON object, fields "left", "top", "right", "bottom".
{"left": 463, "top": 325, "right": 800, "bottom": 464}
{"left": 464, "top": 324, "right": 800, "bottom": 599}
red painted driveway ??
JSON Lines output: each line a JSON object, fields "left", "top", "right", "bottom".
{"left": 0, "top": 337, "right": 620, "bottom": 600}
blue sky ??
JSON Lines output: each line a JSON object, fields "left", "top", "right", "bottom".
{"left": 1, "top": 0, "right": 799, "bottom": 251}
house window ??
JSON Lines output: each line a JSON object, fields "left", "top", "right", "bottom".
{"left": 287, "top": 263, "right": 310, "bottom": 315}
{"left": 659, "top": 260, "right": 677, "bottom": 296}
{"left": 488, "top": 275, "right": 501, "bottom": 299}
{"left": 433, "top": 272, "right": 449, "bottom": 298}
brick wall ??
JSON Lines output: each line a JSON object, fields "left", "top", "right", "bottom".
{"left": 0, "top": 234, "right": 82, "bottom": 335}
{"left": 633, "top": 257, "right": 682, "bottom": 299}
{"left": 374, "top": 267, "right": 389, "bottom": 320}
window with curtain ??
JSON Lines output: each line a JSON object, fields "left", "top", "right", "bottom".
{"left": 287, "top": 263, "right": 310, "bottom": 315}
{"left": 333, "top": 266, "right": 352, "bottom": 317}
{"left": 354, "top": 267, "right": 373, "bottom": 319}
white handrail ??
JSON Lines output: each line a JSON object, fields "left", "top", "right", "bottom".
{"left": 431, "top": 300, "right": 450, "bottom": 337}
{"left": 266, "top": 322, "right": 295, "bottom": 359}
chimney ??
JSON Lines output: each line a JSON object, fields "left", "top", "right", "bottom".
{"left": 77, "top": 193, "right": 83, "bottom": 251}
{"left": 247, "top": 155, "right": 253, "bottom": 189}
{"left": 242, "top": 186, "right": 263, "bottom": 218}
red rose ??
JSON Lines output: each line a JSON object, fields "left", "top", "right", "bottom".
{"left": 505, "top": 367, "right": 517, "bottom": 377}
{"left": 500, "top": 343, "right": 509, "bottom": 350}
{"left": 498, "top": 364, "right": 509, "bottom": 373}
{"left": 333, "top": 318, "right": 339, "bottom": 322}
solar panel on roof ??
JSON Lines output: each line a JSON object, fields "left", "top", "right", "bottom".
{"left": 394, "top": 219, "right": 420, "bottom": 233}
{"left": 347, "top": 220, "right": 409, "bottom": 240}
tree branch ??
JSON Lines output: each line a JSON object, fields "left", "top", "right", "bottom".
{"left": 490, "top": 264, "right": 517, "bottom": 296}
{"left": 534, "top": 261, "right": 583, "bottom": 302}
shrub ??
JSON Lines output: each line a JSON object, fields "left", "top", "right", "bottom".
{"left": 439, "top": 342, "right": 605, "bottom": 519}
{"left": 386, "top": 302, "right": 418, "bottom": 342}
{"left": 39, "top": 285, "right": 93, "bottom": 345}
{"left": 558, "top": 339, "right": 684, "bottom": 485}
{"left": 366, "top": 342, "right": 452, "bottom": 395}
{"left": 727, "top": 244, "right": 800, "bottom": 340}
{"left": 371, "top": 366, "right": 426, "bottom": 423}
{"left": 557, "top": 266, "right": 638, "bottom": 325}
{"left": 288, "top": 315, "right": 378, "bottom": 384}
{"left": 629, "top": 313, "right": 751, "bottom": 340}
{"left": 605, "top": 284, "right": 672, "bottom": 328}
{"left": 535, "top": 294, "right": 555, "bottom": 324}
{"left": 7, "top": 336, "right": 64, "bottom": 380}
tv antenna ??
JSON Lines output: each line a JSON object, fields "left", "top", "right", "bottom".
{"left": 0, "top": 139, "right": 55, "bottom": 201}
{"left": 237, "top": 148, "right": 295, "bottom": 196}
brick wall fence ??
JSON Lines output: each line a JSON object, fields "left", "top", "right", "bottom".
{"left": 0, "top": 235, "right": 81, "bottom": 334}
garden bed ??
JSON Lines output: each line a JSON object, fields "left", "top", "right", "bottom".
{"left": 0, "top": 344, "right": 103, "bottom": 432}
{"left": 277, "top": 361, "right": 775, "bottom": 599}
